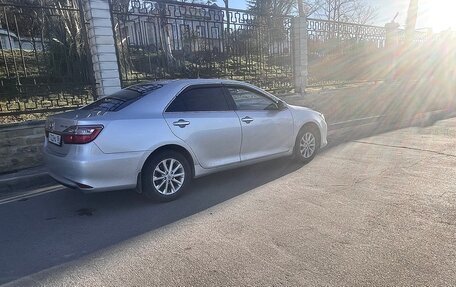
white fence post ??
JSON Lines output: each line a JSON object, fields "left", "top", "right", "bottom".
{"left": 82, "top": 0, "right": 121, "bottom": 97}
{"left": 292, "top": 16, "right": 308, "bottom": 94}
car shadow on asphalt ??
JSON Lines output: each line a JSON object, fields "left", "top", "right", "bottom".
{"left": 0, "top": 156, "right": 305, "bottom": 284}
{"left": 0, "top": 114, "right": 452, "bottom": 284}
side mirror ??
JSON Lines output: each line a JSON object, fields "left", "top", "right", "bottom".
{"left": 277, "top": 100, "right": 287, "bottom": 110}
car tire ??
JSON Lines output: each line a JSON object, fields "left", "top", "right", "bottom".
{"left": 294, "top": 125, "right": 320, "bottom": 164}
{"left": 142, "top": 150, "right": 191, "bottom": 202}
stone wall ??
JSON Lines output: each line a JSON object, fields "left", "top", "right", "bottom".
{"left": 0, "top": 121, "right": 45, "bottom": 174}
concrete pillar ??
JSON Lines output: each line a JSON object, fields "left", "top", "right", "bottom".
{"left": 385, "top": 22, "right": 400, "bottom": 81}
{"left": 292, "top": 17, "right": 308, "bottom": 94}
{"left": 82, "top": 0, "right": 121, "bottom": 98}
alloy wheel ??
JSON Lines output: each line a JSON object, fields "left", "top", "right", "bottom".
{"left": 152, "top": 158, "right": 185, "bottom": 195}
{"left": 300, "top": 132, "right": 316, "bottom": 159}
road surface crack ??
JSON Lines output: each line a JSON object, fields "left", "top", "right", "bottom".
{"left": 353, "top": 140, "right": 456, "bottom": 158}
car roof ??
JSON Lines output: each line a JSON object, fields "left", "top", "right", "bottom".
{"left": 130, "top": 78, "right": 249, "bottom": 88}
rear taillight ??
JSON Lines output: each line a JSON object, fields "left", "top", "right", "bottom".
{"left": 62, "top": 125, "right": 103, "bottom": 144}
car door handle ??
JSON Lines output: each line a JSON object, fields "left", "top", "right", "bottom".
{"left": 173, "top": 119, "right": 190, "bottom": 128}
{"left": 241, "top": 116, "right": 254, "bottom": 124}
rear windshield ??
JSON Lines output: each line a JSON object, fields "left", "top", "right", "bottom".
{"left": 82, "top": 84, "right": 163, "bottom": 112}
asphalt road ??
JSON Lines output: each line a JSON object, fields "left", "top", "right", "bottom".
{"left": 1, "top": 118, "right": 455, "bottom": 286}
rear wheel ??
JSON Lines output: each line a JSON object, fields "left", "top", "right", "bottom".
{"left": 294, "top": 125, "right": 320, "bottom": 164}
{"left": 142, "top": 150, "right": 191, "bottom": 202}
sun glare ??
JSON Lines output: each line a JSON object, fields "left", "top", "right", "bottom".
{"left": 420, "top": 0, "right": 456, "bottom": 31}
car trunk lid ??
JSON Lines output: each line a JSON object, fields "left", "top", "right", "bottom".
{"left": 45, "top": 110, "right": 105, "bottom": 156}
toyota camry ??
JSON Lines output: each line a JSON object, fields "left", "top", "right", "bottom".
{"left": 44, "top": 79, "right": 327, "bottom": 201}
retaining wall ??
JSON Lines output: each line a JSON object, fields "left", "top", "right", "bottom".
{"left": 0, "top": 122, "right": 45, "bottom": 174}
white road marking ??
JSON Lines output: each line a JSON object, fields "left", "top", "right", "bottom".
{"left": 0, "top": 185, "right": 63, "bottom": 205}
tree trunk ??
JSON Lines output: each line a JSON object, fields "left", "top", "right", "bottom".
{"left": 158, "top": 2, "right": 176, "bottom": 66}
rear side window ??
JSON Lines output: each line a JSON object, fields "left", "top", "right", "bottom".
{"left": 82, "top": 84, "right": 163, "bottom": 112}
{"left": 166, "top": 87, "right": 230, "bottom": 112}
{"left": 82, "top": 96, "right": 132, "bottom": 112}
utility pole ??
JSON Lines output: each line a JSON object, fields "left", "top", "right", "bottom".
{"left": 223, "top": 0, "right": 230, "bottom": 53}
{"left": 405, "top": 0, "right": 419, "bottom": 41}
{"left": 297, "top": 0, "right": 304, "bottom": 17}
{"left": 223, "top": 0, "right": 230, "bottom": 33}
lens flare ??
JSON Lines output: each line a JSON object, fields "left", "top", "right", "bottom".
{"left": 420, "top": 0, "right": 456, "bottom": 31}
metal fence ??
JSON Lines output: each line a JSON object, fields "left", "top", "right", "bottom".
{"left": 0, "top": 0, "right": 448, "bottom": 124}
{"left": 109, "top": 0, "right": 294, "bottom": 93}
{"left": 0, "top": 0, "right": 94, "bottom": 121}
{"left": 307, "top": 18, "right": 389, "bottom": 87}
{"left": 395, "top": 29, "right": 437, "bottom": 81}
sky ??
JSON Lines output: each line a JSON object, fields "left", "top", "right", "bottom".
{"left": 214, "top": 0, "right": 455, "bottom": 32}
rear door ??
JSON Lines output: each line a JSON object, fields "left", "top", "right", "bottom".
{"left": 225, "top": 86, "right": 294, "bottom": 161}
{"left": 163, "top": 85, "right": 242, "bottom": 169}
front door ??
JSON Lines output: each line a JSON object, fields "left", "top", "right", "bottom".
{"left": 225, "top": 86, "right": 294, "bottom": 161}
{"left": 164, "top": 85, "right": 242, "bottom": 169}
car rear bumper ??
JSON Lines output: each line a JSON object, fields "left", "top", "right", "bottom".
{"left": 44, "top": 142, "right": 143, "bottom": 192}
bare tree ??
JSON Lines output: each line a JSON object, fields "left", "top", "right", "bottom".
{"left": 248, "top": 0, "right": 295, "bottom": 16}
{"left": 0, "top": 0, "right": 92, "bottom": 81}
{"left": 248, "top": 0, "right": 323, "bottom": 17}
{"left": 350, "top": 1, "right": 377, "bottom": 24}
{"left": 247, "top": 0, "right": 373, "bottom": 23}
{"left": 310, "top": 0, "right": 376, "bottom": 24}
{"left": 302, "top": 1, "right": 325, "bottom": 16}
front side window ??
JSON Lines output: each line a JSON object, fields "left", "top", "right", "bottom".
{"left": 166, "top": 87, "right": 229, "bottom": 112}
{"left": 227, "top": 87, "right": 276, "bottom": 111}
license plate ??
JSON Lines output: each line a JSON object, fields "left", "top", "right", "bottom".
{"left": 48, "top": 132, "right": 62, "bottom": 146}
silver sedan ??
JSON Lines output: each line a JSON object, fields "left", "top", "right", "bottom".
{"left": 44, "top": 79, "right": 327, "bottom": 201}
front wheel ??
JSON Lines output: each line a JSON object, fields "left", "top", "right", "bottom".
{"left": 294, "top": 126, "right": 320, "bottom": 164}
{"left": 142, "top": 151, "right": 191, "bottom": 202}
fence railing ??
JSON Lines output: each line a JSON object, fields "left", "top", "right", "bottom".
{"left": 109, "top": 0, "right": 294, "bottom": 93}
{"left": 307, "top": 18, "right": 389, "bottom": 87}
{"left": 394, "top": 29, "right": 455, "bottom": 82}
{"left": 0, "top": 0, "right": 94, "bottom": 122}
